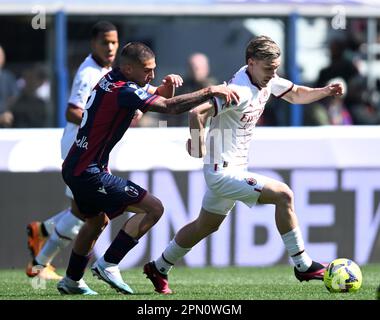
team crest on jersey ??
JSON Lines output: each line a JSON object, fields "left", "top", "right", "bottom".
{"left": 245, "top": 177, "right": 257, "bottom": 186}
{"left": 134, "top": 88, "right": 149, "bottom": 100}
{"left": 125, "top": 185, "right": 139, "bottom": 198}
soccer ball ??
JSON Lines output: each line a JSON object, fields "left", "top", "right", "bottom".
{"left": 323, "top": 258, "right": 362, "bottom": 293}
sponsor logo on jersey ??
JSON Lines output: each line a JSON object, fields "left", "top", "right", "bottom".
{"left": 125, "top": 185, "right": 139, "bottom": 198}
{"left": 76, "top": 136, "right": 89, "bottom": 149}
{"left": 134, "top": 88, "right": 149, "bottom": 100}
{"left": 245, "top": 177, "right": 257, "bottom": 186}
{"left": 99, "top": 77, "right": 114, "bottom": 92}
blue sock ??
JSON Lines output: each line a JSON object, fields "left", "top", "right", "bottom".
{"left": 103, "top": 230, "right": 138, "bottom": 264}
{"left": 66, "top": 250, "right": 91, "bottom": 281}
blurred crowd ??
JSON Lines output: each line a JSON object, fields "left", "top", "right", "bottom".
{"left": 0, "top": 45, "right": 50, "bottom": 128}
{"left": 1, "top": 29, "right": 380, "bottom": 128}
{"left": 303, "top": 33, "right": 380, "bottom": 126}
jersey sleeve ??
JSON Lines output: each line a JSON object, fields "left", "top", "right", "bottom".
{"left": 212, "top": 84, "right": 249, "bottom": 117}
{"left": 270, "top": 75, "right": 294, "bottom": 98}
{"left": 118, "top": 84, "right": 159, "bottom": 113}
{"left": 68, "top": 71, "right": 93, "bottom": 109}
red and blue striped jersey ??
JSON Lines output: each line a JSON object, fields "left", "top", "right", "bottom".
{"left": 63, "top": 68, "right": 159, "bottom": 176}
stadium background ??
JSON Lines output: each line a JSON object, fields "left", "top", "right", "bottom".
{"left": 0, "top": 0, "right": 379, "bottom": 271}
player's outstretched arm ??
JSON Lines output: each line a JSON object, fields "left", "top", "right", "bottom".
{"left": 148, "top": 84, "right": 239, "bottom": 115}
{"left": 186, "top": 101, "right": 214, "bottom": 158}
{"left": 282, "top": 82, "right": 344, "bottom": 105}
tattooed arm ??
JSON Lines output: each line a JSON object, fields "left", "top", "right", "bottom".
{"left": 148, "top": 84, "right": 239, "bottom": 115}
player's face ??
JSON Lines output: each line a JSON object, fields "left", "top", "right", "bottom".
{"left": 91, "top": 31, "right": 119, "bottom": 67}
{"left": 130, "top": 58, "right": 156, "bottom": 87}
{"left": 248, "top": 57, "right": 281, "bottom": 87}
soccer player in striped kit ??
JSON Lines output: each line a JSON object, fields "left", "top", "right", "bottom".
{"left": 26, "top": 21, "right": 120, "bottom": 280}
{"left": 57, "top": 42, "right": 239, "bottom": 295}
{"left": 26, "top": 21, "right": 181, "bottom": 281}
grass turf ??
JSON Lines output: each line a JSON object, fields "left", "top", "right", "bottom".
{"left": 0, "top": 264, "right": 378, "bottom": 300}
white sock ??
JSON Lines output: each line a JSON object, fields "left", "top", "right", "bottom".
{"left": 42, "top": 208, "right": 71, "bottom": 235}
{"left": 36, "top": 211, "right": 84, "bottom": 266}
{"left": 281, "top": 226, "right": 312, "bottom": 272}
{"left": 36, "top": 230, "right": 71, "bottom": 266}
{"left": 154, "top": 239, "right": 191, "bottom": 275}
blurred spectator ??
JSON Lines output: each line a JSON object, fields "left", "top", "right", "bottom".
{"left": 10, "top": 63, "right": 48, "bottom": 128}
{"left": 316, "top": 36, "right": 359, "bottom": 88}
{"left": 0, "top": 45, "right": 18, "bottom": 128}
{"left": 345, "top": 75, "right": 380, "bottom": 124}
{"left": 161, "top": 52, "right": 217, "bottom": 127}
{"left": 304, "top": 78, "right": 352, "bottom": 125}
{"left": 312, "top": 35, "right": 380, "bottom": 125}
{"left": 180, "top": 52, "right": 218, "bottom": 92}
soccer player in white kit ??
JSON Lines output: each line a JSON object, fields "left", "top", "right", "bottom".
{"left": 144, "top": 35, "right": 344, "bottom": 294}
{"left": 26, "top": 21, "right": 183, "bottom": 280}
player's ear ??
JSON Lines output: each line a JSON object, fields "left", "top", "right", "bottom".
{"left": 121, "top": 64, "right": 133, "bottom": 76}
{"left": 247, "top": 58, "right": 255, "bottom": 67}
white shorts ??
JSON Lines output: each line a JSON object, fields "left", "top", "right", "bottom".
{"left": 201, "top": 164, "right": 271, "bottom": 215}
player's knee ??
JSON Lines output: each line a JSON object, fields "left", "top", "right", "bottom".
{"left": 273, "top": 183, "right": 294, "bottom": 207}
{"left": 148, "top": 198, "right": 164, "bottom": 223}
{"left": 89, "top": 213, "right": 109, "bottom": 232}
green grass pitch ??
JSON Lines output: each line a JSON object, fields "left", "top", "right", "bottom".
{"left": 0, "top": 264, "right": 378, "bottom": 300}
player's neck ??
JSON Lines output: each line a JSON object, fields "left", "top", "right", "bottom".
{"left": 91, "top": 54, "right": 111, "bottom": 69}
{"left": 245, "top": 68, "right": 261, "bottom": 90}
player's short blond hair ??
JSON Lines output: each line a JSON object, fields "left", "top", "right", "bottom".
{"left": 245, "top": 36, "right": 281, "bottom": 63}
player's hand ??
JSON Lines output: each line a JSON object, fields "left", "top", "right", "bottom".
{"left": 326, "top": 82, "right": 344, "bottom": 97}
{"left": 186, "top": 138, "right": 204, "bottom": 158}
{"left": 211, "top": 83, "right": 240, "bottom": 106}
{"left": 162, "top": 74, "right": 183, "bottom": 88}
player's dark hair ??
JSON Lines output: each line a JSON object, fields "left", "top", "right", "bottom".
{"left": 120, "top": 42, "right": 155, "bottom": 65}
{"left": 91, "top": 21, "right": 117, "bottom": 39}
{"left": 246, "top": 35, "right": 281, "bottom": 63}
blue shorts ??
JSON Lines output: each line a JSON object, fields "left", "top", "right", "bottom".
{"left": 62, "top": 166, "right": 147, "bottom": 219}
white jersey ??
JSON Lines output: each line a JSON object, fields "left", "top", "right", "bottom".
{"left": 204, "top": 65, "right": 293, "bottom": 167}
{"left": 61, "top": 55, "right": 112, "bottom": 159}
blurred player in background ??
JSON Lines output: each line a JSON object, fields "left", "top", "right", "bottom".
{"left": 26, "top": 21, "right": 120, "bottom": 280}
{"left": 57, "top": 42, "right": 239, "bottom": 295}
{"left": 164, "top": 52, "right": 217, "bottom": 127}
{"left": 144, "top": 35, "right": 344, "bottom": 294}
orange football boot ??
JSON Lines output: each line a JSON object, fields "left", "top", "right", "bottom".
{"left": 26, "top": 261, "right": 63, "bottom": 280}
{"left": 26, "top": 221, "right": 47, "bottom": 258}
